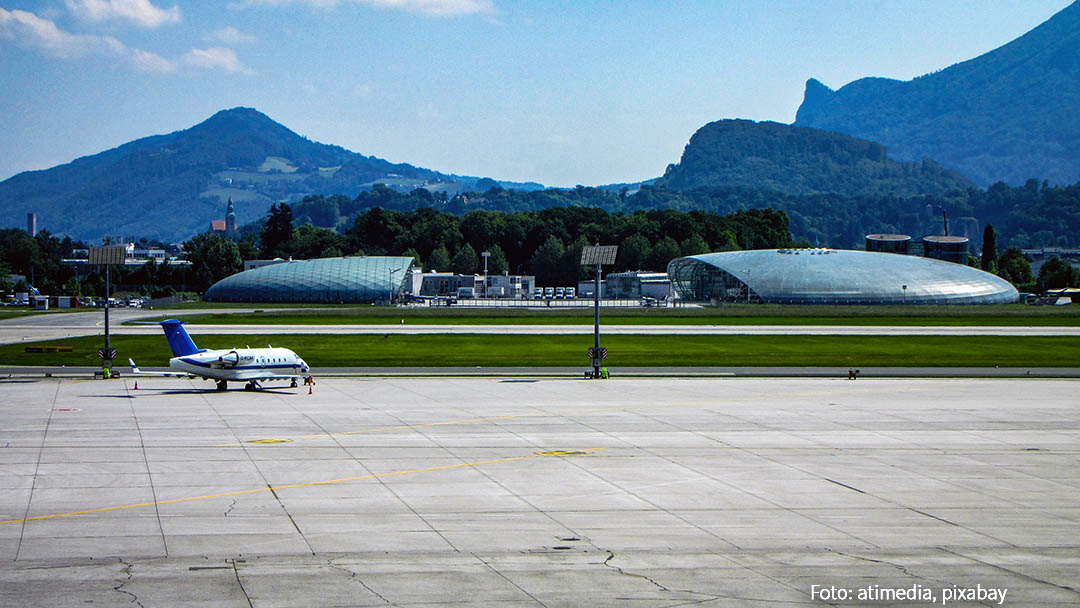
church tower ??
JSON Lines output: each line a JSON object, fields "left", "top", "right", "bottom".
{"left": 225, "top": 198, "right": 237, "bottom": 237}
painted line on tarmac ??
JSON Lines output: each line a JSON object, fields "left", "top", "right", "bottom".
{"left": 222, "top": 403, "right": 718, "bottom": 447}
{"left": 0, "top": 448, "right": 607, "bottom": 526}
{"left": 217, "top": 413, "right": 557, "bottom": 447}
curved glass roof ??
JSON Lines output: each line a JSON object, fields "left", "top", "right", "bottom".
{"left": 668, "top": 249, "right": 1018, "bottom": 305}
{"left": 205, "top": 256, "right": 414, "bottom": 303}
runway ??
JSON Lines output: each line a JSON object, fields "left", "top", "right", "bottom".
{"left": 1, "top": 375, "right": 1077, "bottom": 605}
{"left": 2, "top": 307, "right": 1079, "bottom": 345}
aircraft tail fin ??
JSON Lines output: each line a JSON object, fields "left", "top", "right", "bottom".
{"left": 160, "top": 320, "right": 201, "bottom": 357}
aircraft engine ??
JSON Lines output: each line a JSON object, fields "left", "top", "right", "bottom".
{"left": 218, "top": 350, "right": 240, "bottom": 367}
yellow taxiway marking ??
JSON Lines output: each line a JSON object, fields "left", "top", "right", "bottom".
{"left": 217, "top": 413, "right": 554, "bottom": 447}
{"left": 0, "top": 448, "right": 607, "bottom": 526}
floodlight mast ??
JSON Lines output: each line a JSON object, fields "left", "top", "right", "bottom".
{"left": 581, "top": 245, "right": 617, "bottom": 379}
{"left": 89, "top": 245, "right": 126, "bottom": 378}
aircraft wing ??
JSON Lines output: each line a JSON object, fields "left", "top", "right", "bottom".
{"left": 128, "top": 359, "right": 195, "bottom": 378}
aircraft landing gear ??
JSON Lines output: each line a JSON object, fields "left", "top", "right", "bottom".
{"left": 244, "top": 381, "right": 261, "bottom": 391}
{"left": 216, "top": 380, "right": 228, "bottom": 391}
{"left": 290, "top": 378, "right": 298, "bottom": 388}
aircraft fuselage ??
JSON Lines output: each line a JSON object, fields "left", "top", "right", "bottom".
{"left": 169, "top": 347, "right": 309, "bottom": 382}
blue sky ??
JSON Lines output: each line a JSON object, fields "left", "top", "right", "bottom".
{"left": 0, "top": 0, "right": 1072, "bottom": 187}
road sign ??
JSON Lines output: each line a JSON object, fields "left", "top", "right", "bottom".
{"left": 98, "top": 347, "right": 117, "bottom": 361}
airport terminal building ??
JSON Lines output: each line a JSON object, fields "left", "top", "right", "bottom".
{"left": 204, "top": 256, "right": 414, "bottom": 303}
{"left": 667, "top": 249, "right": 1019, "bottom": 305}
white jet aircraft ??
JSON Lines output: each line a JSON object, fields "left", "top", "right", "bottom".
{"left": 128, "top": 319, "right": 311, "bottom": 391}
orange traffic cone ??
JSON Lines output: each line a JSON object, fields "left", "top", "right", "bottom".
{"left": 308, "top": 383, "right": 313, "bottom": 395}
{"left": 134, "top": 380, "right": 139, "bottom": 390}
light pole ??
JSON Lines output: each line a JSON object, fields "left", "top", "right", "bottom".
{"left": 89, "top": 245, "right": 125, "bottom": 378}
{"left": 932, "top": 204, "right": 949, "bottom": 236}
{"left": 902, "top": 284, "right": 907, "bottom": 304}
{"left": 388, "top": 267, "right": 402, "bottom": 305}
{"left": 481, "top": 251, "right": 490, "bottom": 298}
{"left": 581, "top": 245, "right": 618, "bottom": 379}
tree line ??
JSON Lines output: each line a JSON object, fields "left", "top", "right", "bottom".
{"left": 0, "top": 229, "right": 189, "bottom": 299}
{"left": 183, "top": 202, "right": 797, "bottom": 290}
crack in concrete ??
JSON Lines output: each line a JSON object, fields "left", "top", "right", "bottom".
{"left": 112, "top": 558, "right": 144, "bottom": 608}
{"left": 231, "top": 561, "right": 254, "bottom": 608}
{"left": 604, "top": 550, "right": 819, "bottom": 606}
{"left": 327, "top": 560, "right": 395, "bottom": 606}
{"left": 827, "top": 549, "right": 988, "bottom": 604}
{"left": 603, "top": 550, "right": 674, "bottom": 593}
{"left": 224, "top": 498, "right": 237, "bottom": 517}
{"left": 940, "top": 547, "right": 1080, "bottom": 598}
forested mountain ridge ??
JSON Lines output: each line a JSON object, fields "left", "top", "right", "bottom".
{"left": 0, "top": 108, "right": 541, "bottom": 241}
{"left": 795, "top": 1, "right": 1080, "bottom": 186}
{"left": 655, "top": 119, "right": 974, "bottom": 197}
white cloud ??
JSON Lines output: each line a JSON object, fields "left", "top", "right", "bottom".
{"left": 65, "top": 0, "right": 181, "bottom": 28}
{"left": 205, "top": 26, "right": 257, "bottom": 45}
{"left": 0, "top": 8, "right": 125, "bottom": 58}
{"left": 131, "top": 47, "right": 176, "bottom": 72}
{"left": 180, "top": 47, "right": 253, "bottom": 74}
{"left": 238, "top": 0, "right": 496, "bottom": 17}
{"left": 361, "top": 0, "right": 495, "bottom": 17}
{"left": 0, "top": 9, "right": 251, "bottom": 74}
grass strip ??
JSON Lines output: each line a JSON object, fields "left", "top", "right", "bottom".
{"left": 130, "top": 303, "right": 1080, "bottom": 326}
{"left": 5, "top": 334, "right": 1078, "bottom": 368}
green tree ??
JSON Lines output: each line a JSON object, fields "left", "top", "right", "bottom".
{"left": 63, "top": 276, "right": 81, "bottom": 297}
{"left": 401, "top": 247, "right": 422, "bottom": 268}
{"left": 450, "top": 243, "right": 480, "bottom": 275}
{"left": 260, "top": 203, "right": 294, "bottom": 258}
{"left": 680, "top": 234, "right": 710, "bottom": 256}
{"left": 981, "top": 224, "right": 998, "bottom": 273}
{"left": 559, "top": 236, "right": 589, "bottom": 285}
{"left": 183, "top": 233, "right": 243, "bottom": 292}
{"left": 485, "top": 245, "right": 509, "bottom": 275}
{"left": 1036, "top": 256, "right": 1079, "bottom": 291}
{"left": 292, "top": 224, "right": 345, "bottom": 260}
{"left": 530, "top": 236, "right": 565, "bottom": 285}
{"left": 618, "top": 234, "right": 651, "bottom": 271}
{"left": 237, "top": 233, "right": 260, "bottom": 261}
{"left": 647, "top": 236, "right": 682, "bottom": 271}
{"left": 997, "top": 247, "right": 1033, "bottom": 290}
{"left": 428, "top": 246, "right": 451, "bottom": 272}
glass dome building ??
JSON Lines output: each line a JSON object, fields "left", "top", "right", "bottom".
{"left": 205, "top": 256, "right": 414, "bottom": 303}
{"left": 668, "top": 249, "right": 1018, "bottom": 305}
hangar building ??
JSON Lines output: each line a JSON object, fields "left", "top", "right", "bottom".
{"left": 205, "top": 256, "right": 414, "bottom": 303}
{"left": 667, "top": 249, "right": 1018, "bottom": 305}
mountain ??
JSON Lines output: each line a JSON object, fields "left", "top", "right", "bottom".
{"left": 0, "top": 108, "right": 542, "bottom": 241}
{"left": 654, "top": 119, "right": 974, "bottom": 196}
{"left": 795, "top": 1, "right": 1080, "bottom": 187}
